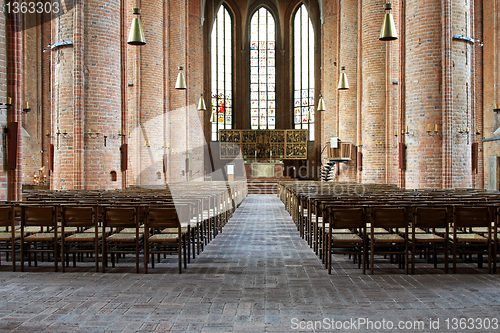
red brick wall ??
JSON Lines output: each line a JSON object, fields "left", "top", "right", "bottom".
{"left": 360, "top": 0, "right": 387, "bottom": 184}
{"left": 0, "top": 8, "right": 7, "bottom": 199}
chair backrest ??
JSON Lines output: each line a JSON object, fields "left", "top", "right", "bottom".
{"left": 371, "top": 207, "right": 407, "bottom": 228}
{"left": 454, "top": 206, "right": 491, "bottom": 228}
{"left": 329, "top": 207, "right": 365, "bottom": 229}
{"left": 414, "top": 206, "right": 448, "bottom": 228}
{"left": 0, "top": 206, "right": 14, "bottom": 228}
{"left": 61, "top": 206, "right": 95, "bottom": 228}
{"left": 21, "top": 206, "right": 57, "bottom": 227}
{"left": 103, "top": 207, "right": 137, "bottom": 228}
{"left": 146, "top": 207, "right": 180, "bottom": 229}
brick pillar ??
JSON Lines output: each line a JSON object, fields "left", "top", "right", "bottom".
{"left": 360, "top": 0, "right": 387, "bottom": 183}
{"left": 404, "top": 0, "right": 443, "bottom": 189}
{"left": 0, "top": 10, "right": 10, "bottom": 199}
{"left": 322, "top": 0, "right": 339, "bottom": 152}
{"left": 6, "top": 11, "right": 22, "bottom": 201}
{"left": 52, "top": 0, "right": 122, "bottom": 190}
{"left": 337, "top": 0, "right": 358, "bottom": 182}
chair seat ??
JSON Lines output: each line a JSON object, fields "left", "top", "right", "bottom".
{"left": 25, "top": 232, "right": 61, "bottom": 241}
{"left": 0, "top": 231, "right": 22, "bottom": 241}
{"left": 149, "top": 233, "right": 179, "bottom": 242}
{"left": 331, "top": 228, "right": 353, "bottom": 234}
{"left": 57, "top": 227, "right": 79, "bottom": 235}
{"left": 120, "top": 227, "right": 144, "bottom": 234}
{"left": 65, "top": 233, "right": 103, "bottom": 242}
{"left": 162, "top": 227, "right": 189, "bottom": 233}
{"left": 413, "top": 233, "right": 444, "bottom": 241}
{"left": 370, "top": 234, "right": 404, "bottom": 242}
{"left": 455, "top": 234, "right": 488, "bottom": 242}
{"left": 107, "top": 233, "right": 143, "bottom": 241}
{"left": 331, "top": 234, "right": 362, "bottom": 242}
{"left": 367, "top": 227, "right": 389, "bottom": 233}
{"left": 84, "top": 227, "right": 112, "bottom": 234}
{"left": 399, "top": 227, "right": 425, "bottom": 234}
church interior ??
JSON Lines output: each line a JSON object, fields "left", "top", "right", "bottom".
{"left": 0, "top": 0, "right": 500, "bottom": 331}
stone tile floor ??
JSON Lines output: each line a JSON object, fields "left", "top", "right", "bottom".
{"left": 0, "top": 194, "right": 499, "bottom": 332}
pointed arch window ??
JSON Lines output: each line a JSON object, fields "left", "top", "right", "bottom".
{"left": 293, "top": 4, "right": 315, "bottom": 141}
{"left": 211, "top": 4, "right": 233, "bottom": 141}
{"left": 250, "top": 7, "right": 276, "bottom": 130}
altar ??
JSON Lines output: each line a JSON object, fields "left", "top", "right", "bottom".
{"left": 244, "top": 162, "right": 284, "bottom": 178}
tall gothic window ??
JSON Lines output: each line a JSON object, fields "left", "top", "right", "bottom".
{"left": 293, "top": 4, "right": 315, "bottom": 141}
{"left": 250, "top": 7, "right": 276, "bottom": 130}
{"left": 211, "top": 4, "right": 233, "bottom": 141}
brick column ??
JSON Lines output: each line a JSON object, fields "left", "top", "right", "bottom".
{"left": 337, "top": 0, "right": 358, "bottom": 182}
{"left": 360, "top": 0, "right": 387, "bottom": 183}
{"left": 404, "top": 0, "right": 443, "bottom": 189}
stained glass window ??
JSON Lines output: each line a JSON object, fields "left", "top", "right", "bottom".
{"left": 293, "top": 4, "right": 315, "bottom": 141}
{"left": 211, "top": 4, "right": 232, "bottom": 141}
{"left": 250, "top": 7, "right": 276, "bottom": 130}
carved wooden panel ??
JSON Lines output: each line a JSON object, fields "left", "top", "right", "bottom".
{"left": 219, "top": 129, "right": 307, "bottom": 160}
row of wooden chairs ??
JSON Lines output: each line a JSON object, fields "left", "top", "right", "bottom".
{"left": 327, "top": 205, "right": 497, "bottom": 274}
{"left": 0, "top": 205, "right": 190, "bottom": 273}
{"left": 0, "top": 182, "right": 248, "bottom": 272}
{"left": 278, "top": 181, "right": 500, "bottom": 274}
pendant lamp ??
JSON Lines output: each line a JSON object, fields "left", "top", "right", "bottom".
{"left": 127, "top": 8, "right": 146, "bottom": 45}
{"left": 317, "top": 94, "right": 326, "bottom": 111}
{"left": 338, "top": 66, "right": 349, "bottom": 90}
{"left": 379, "top": 3, "right": 398, "bottom": 41}
{"left": 197, "top": 94, "right": 206, "bottom": 111}
{"left": 175, "top": 66, "right": 187, "bottom": 90}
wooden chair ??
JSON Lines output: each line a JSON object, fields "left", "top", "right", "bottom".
{"left": 369, "top": 207, "right": 408, "bottom": 274}
{"left": 60, "top": 206, "right": 99, "bottom": 272}
{"left": 102, "top": 206, "right": 141, "bottom": 273}
{"left": 0, "top": 206, "right": 17, "bottom": 271}
{"left": 20, "top": 205, "right": 59, "bottom": 272}
{"left": 327, "top": 207, "right": 367, "bottom": 274}
{"left": 409, "top": 207, "right": 449, "bottom": 274}
{"left": 144, "top": 206, "right": 189, "bottom": 273}
{"left": 452, "top": 206, "right": 493, "bottom": 273}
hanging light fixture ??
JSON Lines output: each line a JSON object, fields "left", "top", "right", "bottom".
{"left": 197, "top": 93, "right": 206, "bottom": 111}
{"left": 338, "top": 66, "right": 349, "bottom": 90}
{"left": 210, "top": 110, "right": 217, "bottom": 123}
{"left": 317, "top": 94, "right": 326, "bottom": 111}
{"left": 379, "top": 3, "right": 398, "bottom": 41}
{"left": 127, "top": 8, "right": 146, "bottom": 45}
{"left": 175, "top": 66, "right": 187, "bottom": 89}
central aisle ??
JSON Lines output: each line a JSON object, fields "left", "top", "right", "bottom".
{"left": 0, "top": 194, "right": 499, "bottom": 332}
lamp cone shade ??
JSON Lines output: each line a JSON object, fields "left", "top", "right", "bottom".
{"left": 127, "top": 8, "right": 146, "bottom": 45}
{"left": 317, "top": 95, "right": 326, "bottom": 111}
{"left": 379, "top": 3, "right": 398, "bottom": 41}
{"left": 210, "top": 110, "right": 217, "bottom": 122}
{"left": 197, "top": 94, "right": 206, "bottom": 110}
{"left": 175, "top": 66, "right": 187, "bottom": 89}
{"left": 338, "top": 66, "right": 349, "bottom": 90}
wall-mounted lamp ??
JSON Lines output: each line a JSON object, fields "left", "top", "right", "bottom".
{"left": 87, "top": 129, "right": 100, "bottom": 137}
{"left": 458, "top": 127, "right": 470, "bottom": 135}
{"left": 427, "top": 124, "right": 439, "bottom": 135}
{"left": 45, "top": 130, "right": 51, "bottom": 137}
{"left": 402, "top": 126, "right": 411, "bottom": 136}
{"left": 145, "top": 140, "right": 150, "bottom": 147}
{"left": 0, "top": 97, "right": 12, "bottom": 109}
{"left": 118, "top": 130, "right": 126, "bottom": 138}
{"left": 22, "top": 101, "right": 31, "bottom": 113}
{"left": 494, "top": 103, "right": 500, "bottom": 113}
{"left": 394, "top": 130, "right": 398, "bottom": 137}
{"left": 103, "top": 135, "right": 108, "bottom": 147}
